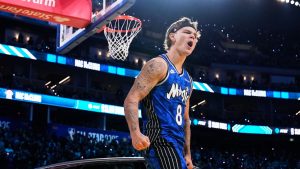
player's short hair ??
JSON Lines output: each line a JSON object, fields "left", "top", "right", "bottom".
{"left": 164, "top": 17, "right": 200, "bottom": 51}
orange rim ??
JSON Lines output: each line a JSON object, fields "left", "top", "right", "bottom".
{"left": 104, "top": 15, "right": 142, "bottom": 33}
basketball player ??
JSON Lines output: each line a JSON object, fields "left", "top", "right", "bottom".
{"left": 124, "top": 17, "right": 200, "bottom": 169}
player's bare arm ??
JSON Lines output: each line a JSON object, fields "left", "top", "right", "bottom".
{"left": 124, "top": 57, "right": 167, "bottom": 150}
{"left": 184, "top": 96, "right": 194, "bottom": 169}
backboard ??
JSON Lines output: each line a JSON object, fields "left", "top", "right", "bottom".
{"left": 56, "top": 0, "right": 136, "bottom": 54}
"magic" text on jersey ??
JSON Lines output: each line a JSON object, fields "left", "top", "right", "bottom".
{"left": 166, "top": 83, "right": 189, "bottom": 103}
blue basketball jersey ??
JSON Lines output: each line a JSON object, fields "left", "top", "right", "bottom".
{"left": 142, "top": 54, "right": 193, "bottom": 147}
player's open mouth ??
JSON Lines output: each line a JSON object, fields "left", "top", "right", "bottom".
{"left": 187, "top": 41, "right": 193, "bottom": 47}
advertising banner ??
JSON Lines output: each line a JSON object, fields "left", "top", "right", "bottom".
{"left": 50, "top": 123, "right": 130, "bottom": 143}
{"left": 0, "top": 0, "right": 91, "bottom": 28}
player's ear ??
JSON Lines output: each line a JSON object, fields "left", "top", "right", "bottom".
{"left": 169, "top": 32, "right": 176, "bottom": 43}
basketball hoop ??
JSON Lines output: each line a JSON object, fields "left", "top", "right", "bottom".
{"left": 104, "top": 15, "right": 142, "bottom": 61}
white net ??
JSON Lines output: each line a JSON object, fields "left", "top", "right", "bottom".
{"left": 104, "top": 15, "right": 142, "bottom": 61}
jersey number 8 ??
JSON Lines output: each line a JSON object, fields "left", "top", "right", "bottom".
{"left": 176, "top": 105, "right": 183, "bottom": 125}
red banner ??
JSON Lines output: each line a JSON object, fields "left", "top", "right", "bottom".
{"left": 0, "top": 0, "right": 92, "bottom": 28}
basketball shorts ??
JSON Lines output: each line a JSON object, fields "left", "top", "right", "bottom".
{"left": 144, "top": 137, "right": 187, "bottom": 169}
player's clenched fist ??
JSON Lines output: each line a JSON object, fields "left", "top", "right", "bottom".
{"left": 131, "top": 132, "right": 150, "bottom": 151}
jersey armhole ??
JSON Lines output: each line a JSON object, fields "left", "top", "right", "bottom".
{"left": 156, "top": 70, "right": 169, "bottom": 86}
{"left": 156, "top": 55, "right": 169, "bottom": 86}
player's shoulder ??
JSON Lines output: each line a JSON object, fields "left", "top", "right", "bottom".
{"left": 140, "top": 56, "right": 168, "bottom": 79}
{"left": 148, "top": 55, "right": 168, "bottom": 67}
{"left": 144, "top": 56, "right": 168, "bottom": 72}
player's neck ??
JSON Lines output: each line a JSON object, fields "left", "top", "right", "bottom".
{"left": 166, "top": 49, "right": 187, "bottom": 73}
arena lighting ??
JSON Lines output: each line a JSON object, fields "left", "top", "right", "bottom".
{"left": 191, "top": 105, "right": 196, "bottom": 109}
{"left": 191, "top": 100, "right": 206, "bottom": 109}
{"left": 280, "top": 0, "right": 300, "bottom": 6}
{"left": 45, "top": 81, "right": 51, "bottom": 86}
{"left": 50, "top": 84, "right": 57, "bottom": 90}
{"left": 106, "top": 52, "right": 110, "bottom": 58}
{"left": 215, "top": 73, "right": 219, "bottom": 79}
{"left": 193, "top": 119, "right": 198, "bottom": 125}
{"left": 14, "top": 33, "right": 19, "bottom": 41}
{"left": 59, "top": 76, "right": 71, "bottom": 85}
{"left": 296, "top": 110, "right": 300, "bottom": 115}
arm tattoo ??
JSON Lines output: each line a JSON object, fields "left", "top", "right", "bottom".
{"left": 134, "top": 59, "right": 166, "bottom": 95}
{"left": 128, "top": 112, "right": 137, "bottom": 131}
{"left": 136, "top": 81, "right": 146, "bottom": 90}
{"left": 124, "top": 101, "right": 139, "bottom": 132}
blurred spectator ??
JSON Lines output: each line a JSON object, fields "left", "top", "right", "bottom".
{"left": 0, "top": 126, "right": 298, "bottom": 168}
